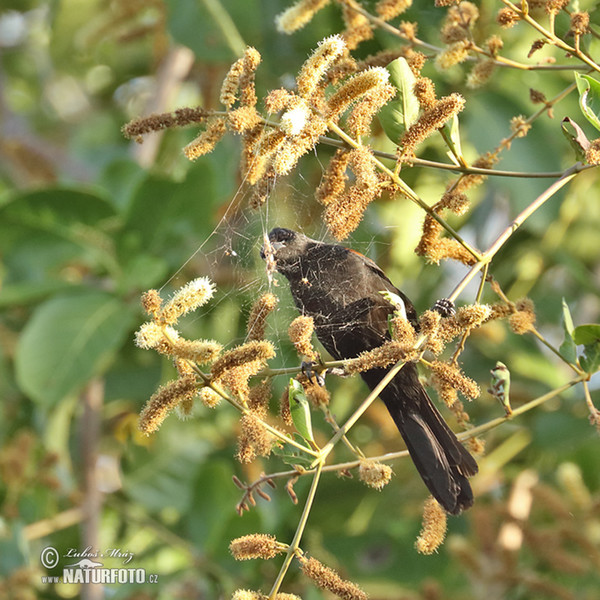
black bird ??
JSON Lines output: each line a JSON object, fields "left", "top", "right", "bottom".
{"left": 261, "top": 227, "right": 478, "bottom": 514}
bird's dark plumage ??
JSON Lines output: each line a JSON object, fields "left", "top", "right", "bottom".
{"left": 262, "top": 227, "right": 478, "bottom": 514}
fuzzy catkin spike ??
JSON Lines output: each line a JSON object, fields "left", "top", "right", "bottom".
{"left": 296, "top": 35, "right": 347, "bottom": 99}
{"left": 347, "top": 82, "right": 396, "bottom": 137}
{"left": 316, "top": 149, "right": 351, "bottom": 206}
{"left": 300, "top": 556, "right": 368, "bottom": 600}
{"left": 158, "top": 277, "right": 216, "bottom": 326}
{"left": 376, "top": 0, "right": 413, "bottom": 20}
{"left": 326, "top": 67, "right": 390, "bottom": 118}
{"left": 229, "top": 534, "right": 283, "bottom": 560}
{"left": 430, "top": 360, "right": 480, "bottom": 401}
{"left": 416, "top": 497, "right": 447, "bottom": 554}
{"left": 398, "top": 93, "right": 465, "bottom": 162}
{"left": 276, "top": 0, "right": 332, "bottom": 34}
{"left": 139, "top": 376, "right": 198, "bottom": 434}
{"left": 211, "top": 340, "right": 275, "bottom": 380}
{"left": 359, "top": 459, "right": 393, "bottom": 490}
{"left": 247, "top": 293, "right": 278, "bottom": 341}
{"left": 288, "top": 316, "right": 318, "bottom": 360}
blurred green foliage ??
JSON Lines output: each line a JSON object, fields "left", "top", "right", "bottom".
{"left": 0, "top": 1, "right": 599, "bottom": 599}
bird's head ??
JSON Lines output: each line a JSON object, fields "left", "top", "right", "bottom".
{"left": 260, "top": 227, "right": 310, "bottom": 275}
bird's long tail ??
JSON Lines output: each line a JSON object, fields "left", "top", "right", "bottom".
{"left": 362, "top": 365, "right": 478, "bottom": 514}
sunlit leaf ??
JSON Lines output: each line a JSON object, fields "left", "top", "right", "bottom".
{"left": 575, "top": 72, "right": 600, "bottom": 132}
{"left": 378, "top": 57, "right": 420, "bottom": 143}
{"left": 559, "top": 298, "right": 578, "bottom": 363}
{"left": 15, "top": 291, "right": 135, "bottom": 406}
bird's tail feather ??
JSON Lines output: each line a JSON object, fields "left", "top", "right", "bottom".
{"left": 367, "top": 368, "right": 478, "bottom": 514}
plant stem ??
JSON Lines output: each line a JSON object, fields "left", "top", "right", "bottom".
{"left": 268, "top": 461, "right": 323, "bottom": 599}
{"left": 448, "top": 166, "right": 580, "bottom": 302}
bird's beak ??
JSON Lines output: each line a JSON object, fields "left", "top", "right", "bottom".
{"left": 260, "top": 240, "right": 286, "bottom": 260}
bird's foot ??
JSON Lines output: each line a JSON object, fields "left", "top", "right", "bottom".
{"left": 301, "top": 361, "right": 326, "bottom": 387}
{"left": 432, "top": 298, "right": 455, "bottom": 317}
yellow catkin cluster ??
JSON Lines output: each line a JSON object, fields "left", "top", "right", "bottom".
{"left": 413, "top": 77, "right": 437, "bottom": 111}
{"left": 316, "top": 149, "right": 351, "bottom": 206}
{"left": 184, "top": 117, "right": 228, "bottom": 160}
{"left": 508, "top": 298, "right": 536, "bottom": 334}
{"left": 466, "top": 59, "right": 496, "bottom": 89}
{"left": 297, "top": 35, "right": 347, "bottom": 99}
{"left": 211, "top": 341, "right": 276, "bottom": 380}
{"left": 227, "top": 106, "right": 262, "bottom": 133}
{"left": 211, "top": 341, "right": 276, "bottom": 401}
{"left": 248, "top": 379, "right": 272, "bottom": 415}
{"left": 323, "top": 145, "right": 382, "bottom": 240}
{"left": 496, "top": 7, "right": 520, "bottom": 28}
{"left": 430, "top": 360, "right": 480, "bottom": 406}
{"left": 167, "top": 338, "right": 223, "bottom": 364}
{"left": 347, "top": 83, "right": 396, "bottom": 137}
{"left": 238, "top": 47, "right": 262, "bottom": 108}
{"left": 299, "top": 374, "right": 331, "bottom": 407}
{"left": 545, "top": 0, "right": 569, "bottom": 16}
{"left": 198, "top": 387, "right": 221, "bottom": 408}
{"left": 398, "top": 93, "right": 465, "bottom": 162}
{"left": 341, "top": 4, "right": 373, "bottom": 50}
{"left": 288, "top": 316, "right": 318, "bottom": 361}
{"left": 279, "top": 385, "right": 293, "bottom": 426}
{"left": 359, "top": 459, "right": 393, "bottom": 490}
{"left": 141, "top": 289, "right": 162, "bottom": 317}
{"left": 220, "top": 58, "right": 245, "bottom": 108}
{"left": 415, "top": 212, "right": 476, "bottom": 266}
{"left": 415, "top": 497, "right": 448, "bottom": 554}
{"left": 232, "top": 592, "right": 302, "bottom": 600}
{"left": 135, "top": 321, "right": 170, "bottom": 350}
{"left": 455, "top": 304, "right": 492, "bottom": 329}
{"left": 439, "top": 1, "right": 478, "bottom": 44}
{"left": 275, "top": 0, "right": 331, "bottom": 33}
{"left": 345, "top": 341, "right": 406, "bottom": 374}
{"left": 138, "top": 375, "right": 198, "bottom": 434}
{"left": 300, "top": 556, "right": 367, "bottom": 600}
{"left": 436, "top": 40, "right": 470, "bottom": 70}
{"left": 157, "top": 277, "right": 216, "bottom": 326}
{"left": 326, "top": 67, "right": 390, "bottom": 118}
{"left": 585, "top": 138, "right": 600, "bottom": 165}
{"left": 389, "top": 315, "right": 417, "bottom": 348}
{"left": 510, "top": 115, "right": 531, "bottom": 138}
{"left": 122, "top": 107, "right": 209, "bottom": 141}
{"left": 420, "top": 309, "right": 446, "bottom": 355}
{"left": 247, "top": 293, "right": 278, "bottom": 341}
{"left": 376, "top": 0, "right": 413, "bottom": 20}
{"left": 236, "top": 413, "right": 274, "bottom": 463}
{"left": 486, "top": 35, "right": 504, "bottom": 56}
{"left": 229, "top": 534, "right": 282, "bottom": 560}
{"left": 570, "top": 12, "right": 590, "bottom": 35}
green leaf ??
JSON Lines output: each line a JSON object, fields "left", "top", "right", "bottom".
{"left": 559, "top": 298, "right": 578, "bottom": 363}
{"left": 377, "top": 57, "right": 419, "bottom": 143}
{"left": 573, "top": 324, "right": 600, "bottom": 346}
{"left": 580, "top": 344, "right": 600, "bottom": 373}
{"left": 15, "top": 291, "right": 135, "bottom": 406}
{"left": 289, "top": 378, "right": 315, "bottom": 443}
{"left": 575, "top": 72, "right": 600, "bottom": 132}
{"left": 440, "top": 114, "right": 464, "bottom": 165}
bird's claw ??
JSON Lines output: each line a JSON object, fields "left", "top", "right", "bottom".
{"left": 432, "top": 298, "right": 455, "bottom": 317}
{"left": 301, "top": 361, "right": 326, "bottom": 386}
